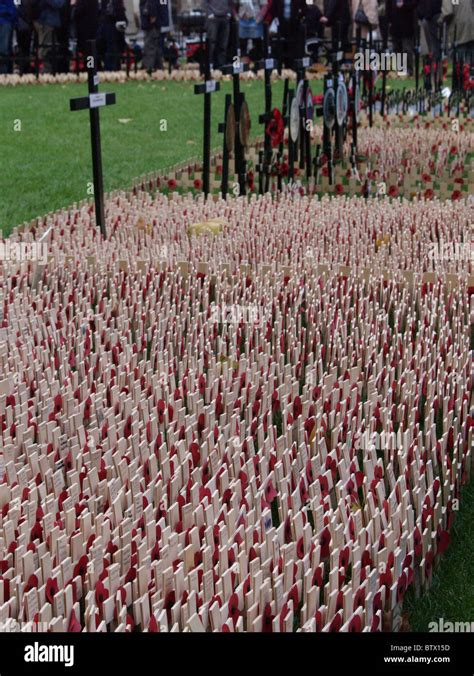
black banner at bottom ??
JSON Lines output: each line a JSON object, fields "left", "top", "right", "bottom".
{"left": 0, "top": 631, "right": 470, "bottom": 675}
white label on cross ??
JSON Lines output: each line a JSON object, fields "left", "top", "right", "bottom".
{"left": 233, "top": 63, "right": 244, "bottom": 74}
{"left": 302, "top": 57, "right": 310, "bottom": 68}
{"left": 265, "top": 59, "right": 276, "bottom": 70}
{"left": 89, "top": 93, "right": 106, "bottom": 108}
{"left": 205, "top": 80, "right": 217, "bottom": 94}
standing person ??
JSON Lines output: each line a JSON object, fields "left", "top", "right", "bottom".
{"left": 203, "top": 0, "right": 233, "bottom": 69}
{"left": 56, "top": 0, "right": 71, "bottom": 72}
{"left": 417, "top": 0, "right": 441, "bottom": 61}
{"left": 439, "top": 0, "right": 474, "bottom": 64}
{"left": 71, "top": 0, "right": 99, "bottom": 55}
{"left": 386, "top": 0, "right": 418, "bottom": 75}
{"left": 97, "top": 0, "right": 128, "bottom": 71}
{"left": 267, "top": 0, "right": 307, "bottom": 67}
{"left": 140, "top": 0, "right": 164, "bottom": 72}
{"left": 350, "top": 0, "right": 379, "bottom": 42}
{"left": 238, "top": 0, "right": 264, "bottom": 61}
{"left": 16, "top": 0, "right": 35, "bottom": 73}
{"left": 33, "top": 0, "right": 66, "bottom": 73}
{"left": 320, "top": 0, "right": 351, "bottom": 50}
{"left": 0, "top": 0, "right": 17, "bottom": 74}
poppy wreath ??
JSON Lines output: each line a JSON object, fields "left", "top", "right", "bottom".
{"left": 266, "top": 108, "right": 285, "bottom": 148}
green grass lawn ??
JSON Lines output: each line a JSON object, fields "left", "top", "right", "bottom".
{"left": 0, "top": 76, "right": 416, "bottom": 235}
{"left": 405, "top": 479, "right": 474, "bottom": 631}
{"left": 0, "top": 78, "right": 286, "bottom": 234}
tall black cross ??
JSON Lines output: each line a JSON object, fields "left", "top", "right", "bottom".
{"left": 217, "top": 93, "right": 232, "bottom": 197}
{"left": 221, "top": 21, "right": 249, "bottom": 196}
{"left": 294, "top": 26, "right": 313, "bottom": 178}
{"left": 257, "top": 24, "right": 279, "bottom": 194}
{"left": 70, "top": 40, "right": 115, "bottom": 239}
{"left": 194, "top": 39, "right": 220, "bottom": 197}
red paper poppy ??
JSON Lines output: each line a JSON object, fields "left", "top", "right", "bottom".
{"left": 436, "top": 528, "right": 450, "bottom": 555}
{"left": 266, "top": 108, "right": 284, "bottom": 148}
{"left": 46, "top": 577, "right": 58, "bottom": 604}
{"left": 451, "top": 190, "right": 462, "bottom": 201}
{"left": 167, "top": 178, "right": 177, "bottom": 190}
{"left": 388, "top": 185, "right": 399, "bottom": 198}
{"left": 68, "top": 609, "right": 82, "bottom": 633}
{"left": 348, "top": 614, "right": 362, "bottom": 632}
{"left": 228, "top": 593, "right": 240, "bottom": 626}
{"left": 320, "top": 527, "right": 331, "bottom": 558}
{"left": 73, "top": 555, "right": 88, "bottom": 579}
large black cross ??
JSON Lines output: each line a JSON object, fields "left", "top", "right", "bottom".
{"left": 194, "top": 39, "right": 220, "bottom": 197}
{"left": 293, "top": 26, "right": 314, "bottom": 177}
{"left": 257, "top": 24, "right": 279, "bottom": 193}
{"left": 221, "top": 21, "right": 250, "bottom": 197}
{"left": 70, "top": 40, "right": 115, "bottom": 239}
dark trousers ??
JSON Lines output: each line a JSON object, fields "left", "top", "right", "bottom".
{"left": 421, "top": 16, "right": 441, "bottom": 61}
{"left": 393, "top": 36, "right": 414, "bottom": 74}
{"left": 98, "top": 21, "right": 122, "bottom": 71}
{"left": 207, "top": 15, "right": 230, "bottom": 69}
{"left": 0, "top": 23, "right": 13, "bottom": 74}
{"left": 143, "top": 25, "right": 164, "bottom": 71}
{"left": 17, "top": 28, "right": 33, "bottom": 74}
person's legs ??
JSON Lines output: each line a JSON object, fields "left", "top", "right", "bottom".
{"left": 17, "top": 29, "right": 33, "bottom": 74}
{"left": 215, "top": 16, "right": 230, "bottom": 68}
{"left": 0, "top": 24, "right": 13, "bottom": 74}
{"left": 104, "top": 23, "right": 120, "bottom": 71}
{"left": 207, "top": 16, "right": 219, "bottom": 68}
{"left": 156, "top": 31, "right": 164, "bottom": 70}
{"left": 402, "top": 36, "right": 414, "bottom": 75}
{"left": 34, "top": 22, "right": 54, "bottom": 73}
{"left": 143, "top": 26, "right": 157, "bottom": 71}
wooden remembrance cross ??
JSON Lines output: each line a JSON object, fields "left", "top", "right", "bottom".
{"left": 194, "top": 39, "right": 220, "bottom": 197}
{"left": 69, "top": 40, "right": 116, "bottom": 239}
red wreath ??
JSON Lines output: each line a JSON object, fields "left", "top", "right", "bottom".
{"left": 266, "top": 108, "right": 284, "bottom": 148}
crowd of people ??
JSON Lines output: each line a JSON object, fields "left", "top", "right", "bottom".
{"left": 0, "top": 0, "right": 472, "bottom": 76}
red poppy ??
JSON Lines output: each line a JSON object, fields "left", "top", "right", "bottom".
{"left": 423, "top": 188, "right": 434, "bottom": 200}
{"left": 228, "top": 593, "right": 240, "bottom": 627}
{"left": 46, "top": 577, "right": 58, "bottom": 604}
{"left": 24, "top": 574, "right": 39, "bottom": 593}
{"left": 167, "top": 178, "right": 177, "bottom": 190}
{"left": 193, "top": 178, "right": 202, "bottom": 190}
{"left": 95, "top": 580, "right": 109, "bottom": 608}
{"left": 348, "top": 614, "right": 362, "bottom": 632}
{"left": 68, "top": 609, "right": 82, "bottom": 633}
{"left": 73, "top": 555, "right": 88, "bottom": 579}
{"left": 396, "top": 572, "right": 407, "bottom": 602}
{"left": 266, "top": 108, "right": 284, "bottom": 148}
{"left": 436, "top": 528, "right": 450, "bottom": 555}
{"left": 335, "top": 183, "right": 344, "bottom": 195}
{"left": 148, "top": 615, "right": 159, "bottom": 632}
{"left": 320, "top": 527, "right": 331, "bottom": 558}
{"left": 388, "top": 185, "right": 399, "bottom": 198}
{"left": 451, "top": 190, "right": 462, "bottom": 201}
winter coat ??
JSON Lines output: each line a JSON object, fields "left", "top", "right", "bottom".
{"left": 440, "top": 0, "right": 474, "bottom": 47}
{"left": 351, "top": 0, "right": 379, "bottom": 37}
{"left": 73, "top": 0, "right": 99, "bottom": 49}
{"left": 0, "top": 0, "right": 17, "bottom": 25}
{"left": 99, "top": 0, "right": 127, "bottom": 23}
{"left": 140, "top": 0, "right": 168, "bottom": 30}
{"left": 34, "top": 0, "right": 66, "bottom": 28}
{"left": 386, "top": 0, "right": 418, "bottom": 39}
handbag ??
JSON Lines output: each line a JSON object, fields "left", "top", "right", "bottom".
{"left": 354, "top": 1, "right": 371, "bottom": 26}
